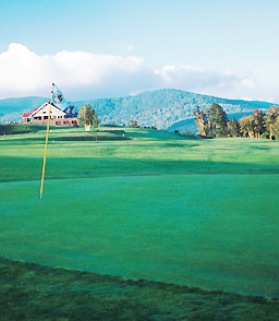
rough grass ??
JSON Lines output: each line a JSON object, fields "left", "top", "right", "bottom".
{"left": 1, "top": 257, "right": 278, "bottom": 321}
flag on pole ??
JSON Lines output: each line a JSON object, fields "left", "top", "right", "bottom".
{"left": 51, "top": 83, "right": 65, "bottom": 104}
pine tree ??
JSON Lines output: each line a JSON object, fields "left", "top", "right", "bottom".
{"left": 207, "top": 103, "right": 228, "bottom": 138}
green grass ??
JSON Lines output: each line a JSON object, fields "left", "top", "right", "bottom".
{"left": 1, "top": 257, "right": 278, "bottom": 321}
{"left": 0, "top": 174, "right": 278, "bottom": 298}
{"left": 0, "top": 123, "right": 45, "bottom": 135}
{"left": 0, "top": 126, "right": 279, "bottom": 319}
{"left": 0, "top": 128, "right": 278, "bottom": 182}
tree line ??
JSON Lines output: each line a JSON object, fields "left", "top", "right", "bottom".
{"left": 77, "top": 105, "right": 141, "bottom": 130}
{"left": 77, "top": 103, "right": 279, "bottom": 140}
{"left": 194, "top": 103, "right": 279, "bottom": 140}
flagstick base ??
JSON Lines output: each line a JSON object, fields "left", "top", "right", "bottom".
{"left": 40, "top": 192, "right": 43, "bottom": 199}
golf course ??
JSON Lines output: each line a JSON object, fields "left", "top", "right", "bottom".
{"left": 0, "top": 125, "right": 278, "bottom": 320}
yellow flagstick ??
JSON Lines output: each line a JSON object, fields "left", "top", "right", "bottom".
{"left": 39, "top": 100, "right": 52, "bottom": 199}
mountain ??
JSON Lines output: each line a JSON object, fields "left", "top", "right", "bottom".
{"left": 0, "top": 97, "right": 47, "bottom": 123}
{"left": 0, "top": 89, "right": 276, "bottom": 132}
{"left": 74, "top": 89, "right": 275, "bottom": 132}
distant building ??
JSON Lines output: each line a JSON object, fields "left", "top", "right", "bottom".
{"left": 22, "top": 83, "right": 79, "bottom": 126}
{"left": 22, "top": 102, "right": 78, "bottom": 126}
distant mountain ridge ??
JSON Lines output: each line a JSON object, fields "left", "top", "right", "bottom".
{"left": 0, "top": 89, "right": 276, "bottom": 132}
{"left": 74, "top": 89, "right": 275, "bottom": 132}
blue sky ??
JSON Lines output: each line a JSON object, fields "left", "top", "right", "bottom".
{"left": 0, "top": 0, "right": 279, "bottom": 102}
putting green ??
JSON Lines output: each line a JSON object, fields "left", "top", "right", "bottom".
{"left": 0, "top": 174, "right": 278, "bottom": 297}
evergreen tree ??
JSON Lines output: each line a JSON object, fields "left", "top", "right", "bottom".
{"left": 253, "top": 110, "right": 266, "bottom": 138}
{"left": 227, "top": 118, "right": 240, "bottom": 137}
{"left": 207, "top": 103, "right": 228, "bottom": 138}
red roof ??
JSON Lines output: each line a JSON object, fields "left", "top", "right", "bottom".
{"left": 22, "top": 112, "right": 32, "bottom": 117}
{"left": 22, "top": 107, "right": 38, "bottom": 118}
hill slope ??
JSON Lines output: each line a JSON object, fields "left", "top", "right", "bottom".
{"left": 0, "top": 89, "right": 275, "bottom": 132}
{"left": 0, "top": 96, "right": 47, "bottom": 123}
{"left": 76, "top": 89, "right": 275, "bottom": 131}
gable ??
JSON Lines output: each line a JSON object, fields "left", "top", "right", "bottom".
{"left": 31, "top": 102, "right": 67, "bottom": 118}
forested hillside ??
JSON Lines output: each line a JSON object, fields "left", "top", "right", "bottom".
{"left": 76, "top": 89, "right": 274, "bottom": 131}
{"left": 0, "top": 89, "right": 275, "bottom": 132}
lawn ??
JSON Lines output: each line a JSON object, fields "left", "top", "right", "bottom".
{"left": 0, "top": 127, "right": 278, "bottom": 319}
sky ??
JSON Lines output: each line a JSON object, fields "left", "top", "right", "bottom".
{"left": 0, "top": 0, "right": 279, "bottom": 102}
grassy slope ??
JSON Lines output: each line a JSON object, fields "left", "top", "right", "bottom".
{"left": 0, "top": 127, "right": 279, "bottom": 319}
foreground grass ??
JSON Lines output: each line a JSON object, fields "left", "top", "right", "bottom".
{"left": 0, "top": 257, "right": 278, "bottom": 321}
{"left": 0, "top": 127, "right": 278, "bottom": 319}
{"left": 1, "top": 175, "right": 278, "bottom": 297}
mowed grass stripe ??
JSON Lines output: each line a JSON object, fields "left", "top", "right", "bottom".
{"left": 0, "top": 174, "right": 278, "bottom": 297}
{"left": 1, "top": 138, "right": 279, "bottom": 182}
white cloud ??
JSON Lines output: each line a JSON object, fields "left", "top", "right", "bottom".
{"left": 0, "top": 43, "right": 144, "bottom": 99}
{"left": 0, "top": 43, "right": 277, "bottom": 103}
{"left": 0, "top": 43, "right": 45, "bottom": 94}
{"left": 153, "top": 65, "right": 279, "bottom": 103}
{"left": 154, "top": 65, "right": 257, "bottom": 97}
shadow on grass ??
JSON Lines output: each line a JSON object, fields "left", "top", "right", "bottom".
{"left": 0, "top": 124, "right": 45, "bottom": 135}
{"left": 54, "top": 136, "right": 131, "bottom": 141}
{"left": 0, "top": 156, "right": 278, "bottom": 182}
{"left": 0, "top": 135, "right": 130, "bottom": 143}
{"left": 124, "top": 128, "right": 197, "bottom": 141}
{"left": 0, "top": 257, "right": 278, "bottom": 321}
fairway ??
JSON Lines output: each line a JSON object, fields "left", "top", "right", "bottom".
{"left": 0, "top": 128, "right": 279, "bottom": 298}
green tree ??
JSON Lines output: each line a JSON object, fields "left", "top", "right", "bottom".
{"left": 270, "top": 116, "right": 279, "bottom": 140}
{"left": 207, "top": 103, "right": 228, "bottom": 138}
{"left": 239, "top": 115, "right": 255, "bottom": 138}
{"left": 78, "top": 105, "right": 98, "bottom": 131}
{"left": 253, "top": 110, "right": 266, "bottom": 138}
{"left": 265, "top": 106, "right": 279, "bottom": 139}
{"left": 129, "top": 120, "right": 138, "bottom": 128}
{"left": 227, "top": 118, "right": 240, "bottom": 137}
{"left": 194, "top": 106, "right": 208, "bottom": 136}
